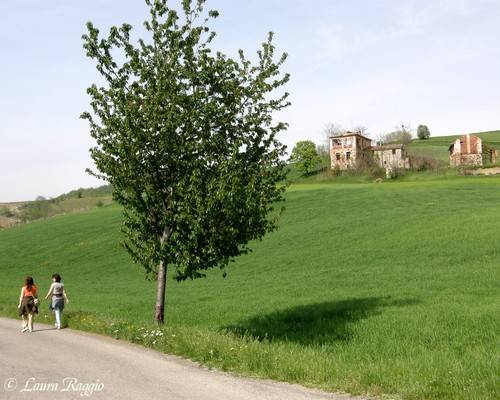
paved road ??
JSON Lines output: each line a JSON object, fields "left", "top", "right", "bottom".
{"left": 0, "top": 318, "right": 361, "bottom": 400}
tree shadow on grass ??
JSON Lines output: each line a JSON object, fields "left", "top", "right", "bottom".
{"left": 224, "top": 297, "right": 420, "bottom": 345}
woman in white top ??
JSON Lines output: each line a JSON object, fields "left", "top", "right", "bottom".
{"left": 44, "top": 273, "right": 69, "bottom": 329}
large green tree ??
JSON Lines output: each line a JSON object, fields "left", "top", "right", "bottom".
{"left": 417, "top": 124, "right": 431, "bottom": 140}
{"left": 290, "top": 140, "right": 320, "bottom": 175}
{"left": 81, "top": 0, "right": 290, "bottom": 324}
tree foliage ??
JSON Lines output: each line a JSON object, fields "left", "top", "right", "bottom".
{"left": 290, "top": 140, "right": 320, "bottom": 175}
{"left": 417, "top": 124, "right": 431, "bottom": 140}
{"left": 382, "top": 124, "right": 413, "bottom": 144}
{"left": 81, "top": 0, "right": 290, "bottom": 323}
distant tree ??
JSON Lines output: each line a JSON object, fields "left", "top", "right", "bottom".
{"left": 290, "top": 141, "right": 321, "bottom": 174}
{"left": 316, "top": 143, "right": 329, "bottom": 157}
{"left": 352, "top": 125, "right": 368, "bottom": 137}
{"left": 56, "top": 185, "right": 112, "bottom": 201}
{"left": 382, "top": 124, "right": 413, "bottom": 144}
{"left": 81, "top": 0, "right": 290, "bottom": 324}
{"left": 417, "top": 125, "right": 431, "bottom": 140}
{"left": 324, "top": 122, "right": 344, "bottom": 140}
{"left": 35, "top": 195, "right": 46, "bottom": 201}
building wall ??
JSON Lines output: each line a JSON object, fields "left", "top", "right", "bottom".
{"left": 330, "top": 135, "right": 371, "bottom": 170}
{"left": 449, "top": 135, "right": 483, "bottom": 166}
{"left": 330, "top": 136, "right": 412, "bottom": 171}
{"left": 450, "top": 153, "right": 483, "bottom": 167}
{"left": 372, "top": 148, "right": 410, "bottom": 169}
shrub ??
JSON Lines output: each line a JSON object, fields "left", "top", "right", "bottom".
{"left": 0, "top": 208, "right": 15, "bottom": 218}
{"left": 332, "top": 165, "right": 341, "bottom": 177}
{"left": 458, "top": 166, "right": 474, "bottom": 176}
{"left": 410, "top": 154, "right": 442, "bottom": 171}
{"left": 482, "top": 144, "right": 497, "bottom": 166}
{"left": 388, "top": 167, "right": 405, "bottom": 179}
{"left": 369, "top": 166, "right": 386, "bottom": 179}
{"left": 18, "top": 200, "right": 52, "bottom": 222}
{"left": 352, "top": 149, "right": 385, "bottom": 179}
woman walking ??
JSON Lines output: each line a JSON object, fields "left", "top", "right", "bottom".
{"left": 18, "top": 276, "right": 39, "bottom": 333}
{"left": 44, "top": 273, "right": 69, "bottom": 329}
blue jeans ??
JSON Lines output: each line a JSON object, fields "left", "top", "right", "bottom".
{"left": 55, "top": 309, "right": 62, "bottom": 327}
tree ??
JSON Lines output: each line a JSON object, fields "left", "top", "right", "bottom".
{"left": 352, "top": 125, "right": 368, "bottom": 137}
{"left": 290, "top": 141, "right": 321, "bottom": 175}
{"left": 382, "top": 124, "right": 413, "bottom": 144}
{"left": 417, "top": 124, "right": 431, "bottom": 140}
{"left": 324, "top": 122, "right": 344, "bottom": 138}
{"left": 81, "top": 0, "right": 290, "bottom": 324}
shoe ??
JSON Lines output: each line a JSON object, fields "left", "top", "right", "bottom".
{"left": 21, "top": 327, "right": 28, "bottom": 333}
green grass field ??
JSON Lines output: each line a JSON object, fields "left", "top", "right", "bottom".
{"left": 1, "top": 177, "right": 499, "bottom": 399}
{"left": 406, "top": 130, "right": 500, "bottom": 163}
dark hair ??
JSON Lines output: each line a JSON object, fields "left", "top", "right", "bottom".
{"left": 24, "top": 276, "right": 34, "bottom": 290}
{"left": 52, "top": 274, "right": 61, "bottom": 283}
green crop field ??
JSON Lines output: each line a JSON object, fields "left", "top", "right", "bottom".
{"left": 1, "top": 177, "right": 499, "bottom": 399}
{"left": 406, "top": 130, "right": 500, "bottom": 163}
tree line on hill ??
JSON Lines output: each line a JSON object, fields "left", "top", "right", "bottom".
{"left": 0, "top": 184, "right": 112, "bottom": 225}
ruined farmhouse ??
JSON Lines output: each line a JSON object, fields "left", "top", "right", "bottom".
{"left": 449, "top": 134, "right": 498, "bottom": 167}
{"left": 330, "top": 132, "right": 410, "bottom": 171}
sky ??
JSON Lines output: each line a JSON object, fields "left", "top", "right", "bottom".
{"left": 1, "top": 0, "right": 499, "bottom": 202}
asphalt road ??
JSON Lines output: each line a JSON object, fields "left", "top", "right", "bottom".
{"left": 0, "top": 318, "right": 361, "bottom": 400}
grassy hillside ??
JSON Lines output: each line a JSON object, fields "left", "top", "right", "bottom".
{"left": 0, "top": 185, "right": 113, "bottom": 229}
{"left": 1, "top": 177, "right": 499, "bottom": 399}
{"left": 407, "top": 130, "right": 500, "bottom": 163}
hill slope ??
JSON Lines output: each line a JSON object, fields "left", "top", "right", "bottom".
{"left": 0, "top": 177, "right": 499, "bottom": 399}
{"left": 406, "top": 130, "right": 500, "bottom": 163}
{"left": 0, "top": 185, "right": 112, "bottom": 229}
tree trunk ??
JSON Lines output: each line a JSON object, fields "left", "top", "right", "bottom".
{"left": 154, "top": 228, "right": 171, "bottom": 325}
{"left": 154, "top": 260, "right": 167, "bottom": 325}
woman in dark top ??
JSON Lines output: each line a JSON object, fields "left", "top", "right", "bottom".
{"left": 18, "top": 276, "right": 38, "bottom": 333}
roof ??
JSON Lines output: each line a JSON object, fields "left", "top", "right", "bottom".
{"left": 371, "top": 144, "right": 405, "bottom": 151}
{"left": 329, "top": 131, "right": 371, "bottom": 141}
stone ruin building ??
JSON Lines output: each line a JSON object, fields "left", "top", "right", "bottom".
{"left": 329, "top": 132, "right": 372, "bottom": 170}
{"left": 371, "top": 144, "right": 411, "bottom": 170}
{"left": 449, "top": 134, "right": 498, "bottom": 167}
{"left": 330, "top": 132, "right": 410, "bottom": 171}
